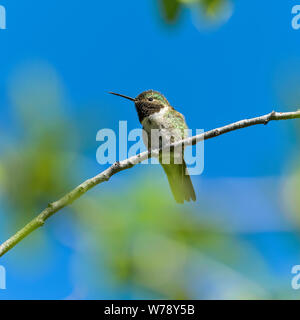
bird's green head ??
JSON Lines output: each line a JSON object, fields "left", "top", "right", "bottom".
{"left": 136, "top": 90, "right": 170, "bottom": 106}
{"left": 109, "top": 90, "right": 171, "bottom": 122}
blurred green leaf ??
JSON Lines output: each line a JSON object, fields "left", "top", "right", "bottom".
{"left": 158, "top": 0, "right": 233, "bottom": 26}
{"left": 70, "top": 175, "right": 267, "bottom": 299}
{"left": 0, "top": 63, "right": 77, "bottom": 229}
{"left": 200, "top": 0, "right": 224, "bottom": 17}
{"left": 160, "top": 0, "right": 182, "bottom": 23}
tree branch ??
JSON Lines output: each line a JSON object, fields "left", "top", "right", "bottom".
{"left": 1, "top": 110, "right": 300, "bottom": 257}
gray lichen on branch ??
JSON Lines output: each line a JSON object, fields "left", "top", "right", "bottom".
{"left": 0, "top": 109, "right": 300, "bottom": 257}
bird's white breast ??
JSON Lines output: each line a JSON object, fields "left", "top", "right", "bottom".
{"left": 141, "top": 107, "right": 182, "bottom": 154}
{"left": 141, "top": 107, "right": 168, "bottom": 131}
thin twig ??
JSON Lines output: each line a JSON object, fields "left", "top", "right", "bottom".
{"left": 0, "top": 110, "right": 300, "bottom": 257}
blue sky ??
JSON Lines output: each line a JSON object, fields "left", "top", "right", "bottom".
{"left": 1, "top": 1, "right": 300, "bottom": 299}
{"left": 1, "top": 0, "right": 299, "bottom": 176}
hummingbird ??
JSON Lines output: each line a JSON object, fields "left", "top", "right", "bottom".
{"left": 109, "top": 90, "right": 196, "bottom": 204}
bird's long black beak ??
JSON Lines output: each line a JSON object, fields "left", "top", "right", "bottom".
{"left": 109, "top": 92, "right": 136, "bottom": 102}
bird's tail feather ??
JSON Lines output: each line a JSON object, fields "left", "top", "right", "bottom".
{"left": 161, "top": 160, "right": 196, "bottom": 204}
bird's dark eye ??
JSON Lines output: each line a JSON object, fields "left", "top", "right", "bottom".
{"left": 148, "top": 97, "right": 153, "bottom": 101}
